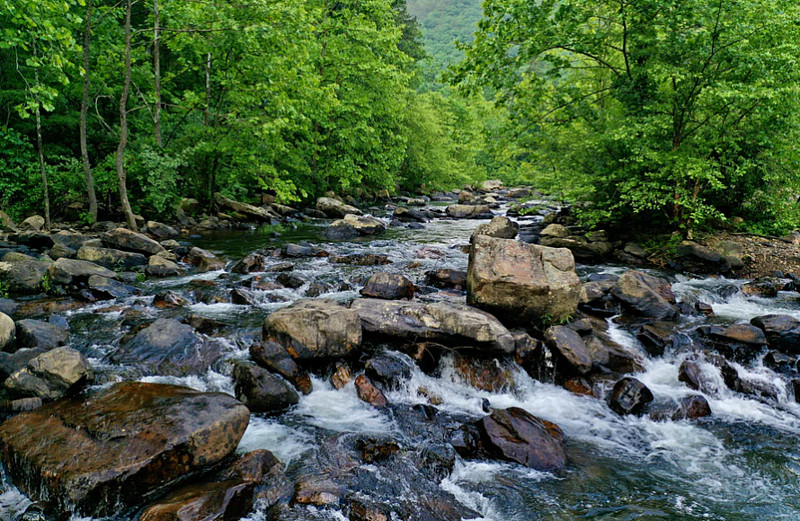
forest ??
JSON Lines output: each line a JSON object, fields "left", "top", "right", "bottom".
{"left": 2, "top": 0, "right": 800, "bottom": 235}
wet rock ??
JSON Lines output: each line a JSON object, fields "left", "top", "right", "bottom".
{"left": 293, "top": 475, "right": 345, "bottom": 506}
{"left": 393, "top": 207, "right": 428, "bottom": 223}
{"left": 452, "top": 354, "right": 516, "bottom": 392}
{"left": 214, "top": 192, "right": 279, "bottom": 222}
{"left": 187, "top": 247, "right": 226, "bottom": 272}
{"left": 249, "top": 341, "right": 312, "bottom": 395}
{"left": 424, "top": 268, "right": 467, "bottom": 290}
{"left": 102, "top": 227, "right": 166, "bottom": 256}
{"left": 326, "top": 214, "right": 386, "bottom": 239}
{"left": 231, "top": 287, "right": 257, "bottom": 305}
{"left": 636, "top": 321, "right": 683, "bottom": 356}
{"left": 87, "top": 275, "right": 136, "bottom": 300}
{"left": 0, "top": 311, "right": 14, "bottom": 352}
{"left": 0, "top": 382, "right": 249, "bottom": 517}
{"left": 351, "top": 299, "right": 514, "bottom": 354}
{"left": 471, "top": 216, "right": 518, "bottom": 240}
{"left": 721, "top": 363, "right": 779, "bottom": 400}
{"left": 153, "top": 290, "right": 188, "bottom": 309}
{"left": 678, "top": 360, "right": 703, "bottom": 391}
{"left": 467, "top": 236, "right": 581, "bottom": 325}
{"left": 109, "top": 318, "right": 222, "bottom": 376}
{"left": 763, "top": 350, "right": 795, "bottom": 373}
{"left": 146, "top": 255, "right": 182, "bottom": 277}
{"left": 700, "top": 324, "right": 768, "bottom": 362}
{"left": 0, "top": 256, "right": 49, "bottom": 292}
{"left": 611, "top": 270, "right": 678, "bottom": 319}
{"left": 741, "top": 278, "right": 781, "bottom": 298}
{"left": 672, "top": 395, "right": 712, "bottom": 420}
{"left": 48, "top": 258, "right": 118, "bottom": 287}
{"left": 263, "top": 299, "right": 362, "bottom": 360}
{"left": 19, "top": 215, "right": 45, "bottom": 232}
{"left": 445, "top": 204, "right": 492, "bottom": 219}
{"left": 233, "top": 361, "right": 299, "bottom": 414}
{"left": 276, "top": 272, "right": 305, "bottom": 289}
{"left": 77, "top": 245, "right": 147, "bottom": 270}
{"left": 4, "top": 347, "right": 92, "bottom": 400}
{"left": 544, "top": 325, "right": 593, "bottom": 375}
{"left": 231, "top": 252, "right": 268, "bottom": 274}
{"left": 751, "top": 315, "right": 800, "bottom": 354}
{"left": 138, "top": 450, "right": 282, "bottom": 521}
{"left": 357, "top": 438, "right": 400, "bottom": 463}
{"left": 360, "top": 272, "right": 415, "bottom": 300}
{"left": 331, "top": 361, "right": 353, "bottom": 389}
{"left": 182, "top": 314, "right": 227, "bottom": 335}
{"left": 15, "top": 319, "right": 68, "bottom": 349}
{"left": 329, "top": 253, "right": 391, "bottom": 265}
{"left": 355, "top": 374, "right": 388, "bottom": 408}
{"left": 316, "top": 196, "right": 362, "bottom": 218}
{"left": 477, "top": 407, "right": 567, "bottom": 471}
{"left": 608, "top": 377, "right": 653, "bottom": 416}
{"left": 365, "top": 352, "right": 413, "bottom": 388}
{"left": 281, "top": 243, "right": 329, "bottom": 258}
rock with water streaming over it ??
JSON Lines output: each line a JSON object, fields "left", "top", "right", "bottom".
{"left": 0, "top": 382, "right": 250, "bottom": 517}
{"left": 263, "top": 299, "right": 362, "bottom": 360}
{"left": 608, "top": 377, "right": 654, "bottom": 416}
{"left": 611, "top": 270, "right": 678, "bottom": 320}
{"left": 351, "top": 298, "right": 515, "bottom": 354}
{"left": 355, "top": 374, "right": 388, "bottom": 407}
{"left": 475, "top": 407, "right": 567, "bottom": 471}
{"left": 467, "top": 236, "right": 581, "bottom": 325}
{"left": 249, "top": 340, "right": 312, "bottom": 394}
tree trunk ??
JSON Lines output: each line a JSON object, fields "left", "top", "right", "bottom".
{"left": 204, "top": 51, "right": 211, "bottom": 127}
{"left": 116, "top": 0, "right": 138, "bottom": 231}
{"left": 80, "top": 0, "right": 98, "bottom": 222}
{"left": 153, "top": 0, "right": 162, "bottom": 147}
{"left": 34, "top": 100, "right": 50, "bottom": 231}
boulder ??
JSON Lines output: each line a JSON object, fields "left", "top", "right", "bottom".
{"left": 102, "top": 228, "right": 166, "bottom": 256}
{"left": 467, "top": 236, "right": 581, "bottom": 325}
{"left": 214, "top": 192, "right": 279, "bottom": 222}
{"left": 187, "top": 247, "right": 226, "bottom": 272}
{"left": 364, "top": 352, "right": 413, "bottom": 388}
{"left": 0, "top": 256, "right": 49, "bottom": 292}
{"left": 49, "top": 242, "right": 76, "bottom": 260}
{"left": 276, "top": 272, "right": 305, "bottom": 289}
{"left": 231, "top": 253, "right": 268, "bottom": 274}
{"left": 4, "top": 346, "right": 92, "bottom": 400}
{"left": 425, "top": 268, "right": 467, "bottom": 290}
{"left": 326, "top": 214, "right": 386, "bottom": 239}
{"left": 540, "top": 224, "right": 570, "bottom": 239}
{"left": 263, "top": 299, "right": 362, "bottom": 360}
{"left": 672, "top": 395, "right": 712, "bottom": 420}
{"left": 109, "top": 318, "right": 222, "bottom": 376}
{"left": 77, "top": 245, "right": 147, "bottom": 270}
{"left": 608, "top": 377, "right": 653, "bottom": 416}
{"left": 471, "top": 216, "right": 518, "bottom": 240}
{"left": 0, "top": 382, "right": 249, "bottom": 517}
{"left": 48, "top": 258, "right": 118, "bottom": 286}
{"left": 316, "top": 197, "right": 362, "bottom": 218}
{"left": 360, "top": 272, "right": 415, "bottom": 300}
{"left": 751, "top": 315, "right": 800, "bottom": 354}
{"left": 19, "top": 215, "right": 45, "bottom": 232}
{"left": 249, "top": 341, "right": 312, "bottom": 394}
{"left": 0, "top": 348, "right": 45, "bottom": 381}
{"left": 146, "top": 255, "right": 182, "bottom": 278}
{"left": 354, "top": 374, "right": 388, "bottom": 408}
{"left": 480, "top": 180, "right": 503, "bottom": 191}
{"left": 452, "top": 354, "right": 516, "bottom": 392}
{"left": 0, "top": 311, "right": 14, "bottom": 352}
{"left": 544, "top": 325, "right": 592, "bottom": 374}
{"left": 611, "top": 271, "right": 678, "bottom": 319}
{"left": 393, "top": 207, "right": 427, "bottom": 223}
{"left": 445, "top": 204, "right": 492, "bottom": 219}
{"left": 233, "top": 362, "right": 299, "bottom": 414}
{"left": 87, "top": 275, "right": 137, "bottom": 300}
{"left": 15, "top": 319, "right": 68, "bottom": 349}
{"left": 281, "top": 243, "right": 329, "bottom": 258}
{"left": 350, "top": 299, "right": 514, "bottom": 354}
{"left": 146, "top": 221, "right": 180, "bottom": 239}
{"left": 476, "top": 407, "right": 566, "bottom": 471}
{"left": 331, "top": 361, "right": 353, "bottom": 390}
{"left": 700, "top": 323, "right": 768, "bottom": 363}
{"left": 0, "top": 210, "right": 18, "bottom": 232}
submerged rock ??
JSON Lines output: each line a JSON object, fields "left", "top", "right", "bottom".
{"left": 476, "top": 407, "right": 567, "bottom": 471}
{"left": 360, "top": 272, "right": 415, "bottom": 300}
{"left": 0, "top": 382, "right": 249, "bottom": 517}
{"left": 467, "top": 236, "right": 581, "bottom": 325}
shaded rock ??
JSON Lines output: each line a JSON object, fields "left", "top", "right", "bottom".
{"left": 351, "top": 299, "right": 514, "bottom": 354}
{"left": 109, "top": 319, "right": 222, "bottom": 376}
{"left": 77, "top": 245, "right": 147, "bottom": 270}
{"left": 678, "top": 360, "right": 703, "bottom": 391}
{"left": 742, "top": 278, "right": 780, "bottom": 298}
{"left": 393, "top": 207, "right": 427, "bottom": 223}
{"left": 751, "top": 315, "right": 800, "bottom": 354}
{"left": 540, "top": 230, "right": 613, "bottom": 261}
{"left": 187, "top": 247, "right": 226, "bottom": 272}
{"left": 316, "top": 197, "right": 362, "bottom": 218}
{"left": 0, "top": 311, "right": 14, "bottom": 352}
{"left": 19, "top": 216, "right": 45, "bottom": 232}
{"left": 544, "top": 325, "right": 592, "bottom": 375}
{"left": 355, "top": 374, "right": 388, "bottom": 408}
{"left": 471, "top": 216, "right": 518, "bottom": 240}
{"left": 424, "top": 268, "right": 467, "bottom": 290}
{"left": 293, "top": 475, "right": 345, "bottom": 506}
{"left": 15, "top": 319, "right": 68, "bottom": 349}
{"left": 365, "top": 352, "right": 413, "bottom": 388}
{"left": 233, "top": 362, "right": 299, "bottom": 414}
{"left": 87, "top": 275, "right": 136, "bottom": 300}
{"left": 48, "top": 258, "right": 118, "bottom": 286}
{"left": 276, "top": 272, "right": 305, "bottom": 289}
{"left": 214, "top": 193, "right": 279, "bottom": 222}
{"left": 446, "top": 204, "right": 492, "bottom": 219}
{"left": 0, "top": 382, "right": 249, "bottom": 517}
{"left": 231, "top": 287, "right": 258, "bottom": 305}
{"left": 361, "top": 272, "right": 414, "bottom": 300}
{"left": 49, "top": 242, "right": 76, "bottom": 260}
{"left": 326, "top": 214, "right": 386, "bottom": 239}
{"left": 102, "top": 228, "right": 166, "bottom": 255}
{"left": 231, "top": 253, "right": 268, "bottom": 274}
{"left": 721, "top": 363, "right": 779, "bottom": 400}
{"left": 0, "top": 211, "right": 18, "bottom": 232}
{"left": 146, "top": 221, "right": 180, "bottom": 239}
{"left": 467, "top": 236, "right": 581, "bottom": 325}
{"left": 636, "top": 321, "right": 684, "bottom": 357}
{"left": 330, "top": 361, "right": 353, "bottom": 390}
{"left": 764, "top": 350, "right": 795, "bottom": 373}
{"left": 281, "top": 243, "right": 329, "bottom": 258}
{"left": 477, "top": 407, "right": 566, "bottom": 471}
{"left": 146, "top": 255, "right": 182, "bottom": 277}
{"left": 329, "top": 254, "right": 391, "bottom": 266}
{"left": 672, "top": 395, "right": 712, "bottom": 420}
{"left": 263, "top": 299, "right": 362, "bottom": 360}
{"left": 4, "top": 347, "right": 92, "bottom": 400}
{"left": 153, "top": 290, "right": 188, "bottom": 309}
{"left": 0, "top": 348, "right": 45, "bottom": 380}
{"left": 611, "top": 271, "right": 678, "bottom": 319}
{"left": 608, "top": 377, "right": 653, "bottom": 416}
{"left": 249, "top": 341, "right": 312, "bottom": 395}
{"left": 0, "top": 256, "right": 49, "bottom": 292}
{"left": 700, "top": 324, "right": 768, "bottom": 363}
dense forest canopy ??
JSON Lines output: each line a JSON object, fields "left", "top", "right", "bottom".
{"left": 2, "top": 0, "right": 800, "bottom": 235}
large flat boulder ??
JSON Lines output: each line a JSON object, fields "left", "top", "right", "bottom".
{"left": 350, "top": 298, "right": 514, "bottom": 354}
{"left": 102, "top": 227, "right": 166, "bottom": 256}
{"left": 611, "top": 271, "right": 678, "bottom": 320}
{"left": 214, "top": 192, "right": 279, "bottom": 222}
{"left": 0, "top": 256, "right": 49, "bottom": 292}
{"left": 77, "top": 245, "right": 148, "bottom": 270}
{"left": 316, "top": 197, "right": 362, "bottom": 218}
{"left": 109, "top": 318, "right": 222, "bottom": 376}
{"left": 0, "top": 382, "right": 249, "bottom": 517}
{"left": 467, "top": 236, "right": 581, "bottom": 325}
{"left": 446, "top": 204, "right": 492, "bottom": 219}
{"left": 477, "top": 407, "right": 566, "bottom": 471}
{"left": 263, "top": 299, "right": 362, "bottom": 360}
{"left": 48, "top": 257, "right": 118, "bottom": 286}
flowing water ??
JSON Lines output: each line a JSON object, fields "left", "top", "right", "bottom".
{"left": 2, "top": 203, "right": 800, "bottom": 520}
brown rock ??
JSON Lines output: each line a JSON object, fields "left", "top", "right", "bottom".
{"left": 477, "top": 407, "right": 567, "bottom": 471}
{"left": 355, "top": 374, "right": 388, "bottom": 408}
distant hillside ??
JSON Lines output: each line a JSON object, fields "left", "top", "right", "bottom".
{"left": 407, "top": 0, "right": 483, "bottom": 69}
